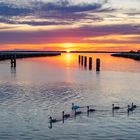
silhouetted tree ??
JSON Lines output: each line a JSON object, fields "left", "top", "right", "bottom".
{"left": 129, "top": 50, "right": 136, "bottom": 53}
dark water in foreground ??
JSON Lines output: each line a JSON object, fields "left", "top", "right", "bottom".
{"left": 0, "top": 53, "right": 140, "bottom": 140}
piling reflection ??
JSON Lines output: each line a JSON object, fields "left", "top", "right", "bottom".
{"left": 10, "top": 66, "right": 16, "bottom": 78}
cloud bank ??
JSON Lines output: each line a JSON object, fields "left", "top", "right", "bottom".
{"left": 0, "top": 0, "right": 140, "bottom": 51}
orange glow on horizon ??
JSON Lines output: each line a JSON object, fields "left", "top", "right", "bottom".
{"left": 0, "top": 38, "right": 139, "bottom": 52}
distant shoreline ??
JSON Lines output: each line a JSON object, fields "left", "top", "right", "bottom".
{"left": 1, "top": 51, "right": 140, "bottom": 62}
{"left": 0, "top": 51, "right": 61, "bottom": 61}
{"left": 111, "top": 53, "right": 140, "bottom": 61}
{"left": 0, "top": 51, "right": 124, "bottom": 54}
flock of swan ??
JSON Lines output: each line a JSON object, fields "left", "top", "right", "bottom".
{"left": 49, "top": 102, "right": 137, "bottom": 124}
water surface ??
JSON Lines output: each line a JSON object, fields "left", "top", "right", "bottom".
{"left": 0, "top": 53, "right": 140, "bottom": 140}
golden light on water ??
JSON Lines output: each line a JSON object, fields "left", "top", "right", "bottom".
{"left": 66, "top": 53, "right": 72, "bottom": 65}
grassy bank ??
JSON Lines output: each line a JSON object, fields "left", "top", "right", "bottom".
{"left": 111, "top": 52, "right": 140, "bottom": 61}
{"left": 0, "top": 51, "right": 61, "bottom": 61}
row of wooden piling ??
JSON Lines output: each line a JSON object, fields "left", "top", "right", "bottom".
{"left": 78, "top": 55, "right": 101, "bottom": 71}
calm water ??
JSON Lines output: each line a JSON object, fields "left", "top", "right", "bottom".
{"left": 0, "top": 53, "right": 140, "bottom": 140}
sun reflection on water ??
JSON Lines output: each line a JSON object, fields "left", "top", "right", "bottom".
{"left": 66, "top": 53, "right": 71, "bottom": 66}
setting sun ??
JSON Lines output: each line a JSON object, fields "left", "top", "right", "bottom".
{"left": 62, "top": 43, "right": 75, "bottom": 48}
{"left": 66, "top": 50, "right": 71, "bottom": 53}
{"left": 62, "top": 43, "right": 77, "bottom": 51}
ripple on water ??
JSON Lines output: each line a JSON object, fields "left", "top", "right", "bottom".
{"left": 0, "top": 70, "right": 140, "bottom": 139}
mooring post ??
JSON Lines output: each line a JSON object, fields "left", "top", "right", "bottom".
{"left": 62, "top": 111, "right": 65, "bottom": 123}
{"left": 81, "top": 56, "right": 84, "bottom": 65}
{"left": 96, "top": 58, "right": 100, "bottom": 71}
{"left": 14, "top": 54, "right": 16, "bottom": 67}
{"left": 84, "top": 56, "right": 87, "bottom": 68}
{"left": 10, "top": 56, "right": 13, "bottom": 67}
{"left": 13, "top": 54, "right": 16, "bottom": 67}
{"left": 78, "top": 55, "right": 81, "bottom": 64}
{"left": 89, "top": 57, "right": 92, "bottom": 70}
{"left": 10, "top": 54, "right": 16, "bottom": 67}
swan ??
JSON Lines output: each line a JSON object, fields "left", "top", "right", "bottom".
{"left": 132, "top": 103, "right": 137, "bottom": 109}
{"left": 75, "top": 111, "right": 82, "bottom": 115}
{"left": 87, "top": 106, "right": 96, "bottom": 112}
{"left": 49, "top": 116, "right": 58, "bottom": 123}
{"left": 127, "top": 105, "right": 133, "bottom": 112}
{"left": 112, "top": 104, "right": 120, "bottom": 110}
{"left": 72, "top": 103, "right": 80, "bottom": 110}
{"left": 62, "top": 111, "right": 70, "bottom": 118}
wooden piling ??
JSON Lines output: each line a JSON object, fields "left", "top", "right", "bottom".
{"left": 14, "top": 54, "right": 16, "bottom": 67}
{"left": 84, "top": 56, "right": 87, "bottom": 68}
{"left": 81, "top": 56, "right": 84, "bottom": 65}
{"left": 11, "top": 54, "right": 16, "bottom": 67}
{"left": 89, "top": 57, "right": 92, "bottom": 70}
{"left": 10, "top": 57, "right": 13, "bottom": 67}
{"left": 96, "top": 58, "right": 100, "bottom": 71}
{"left": 78, "top": 55, "right": 81, "bottom": 64}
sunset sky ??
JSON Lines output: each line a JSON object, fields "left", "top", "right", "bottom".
{"left": 0, "top": 0, "right": 140, "bottom": 51}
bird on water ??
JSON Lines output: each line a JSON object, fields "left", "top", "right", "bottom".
{"left": 87, "top": 106, "right": 96, "bottom": 112}
{"left": 72, "top": 103, "right": 80, "bottom": 110}
{"left": 132, "top": 102, "right": 137, "bottom": 109}
{"left": 49, "top": 116, "right": 58, "bottom": 123}
{"left": 112, "top": 104, "right": 120, "bottom": 110}
{"left": 62, "top": 111, "right": 70, "bottom": 118}
{"left": 127, "top": 105, "right": 134, "bottom": 112}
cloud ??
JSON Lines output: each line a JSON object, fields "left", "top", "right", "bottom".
{"left": 39, "top": 2, "right": 102, "bottom": 13}
{"left": 125, "top": 12, "right": 140, "bottom": 16}
{"left": 84, "top": 34, "right": 140, "bottom": 44}
{"left": 0, "top": 2, "right": 32, "bottom": 16}
{"left": 0, "top": 0, "right": 112, "bottom": 26}
{"left": 0, "top": 23, "right": 139, "bottom": 44}
{"left": 0, "top": 0, "right": 139, "bottom": 51}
